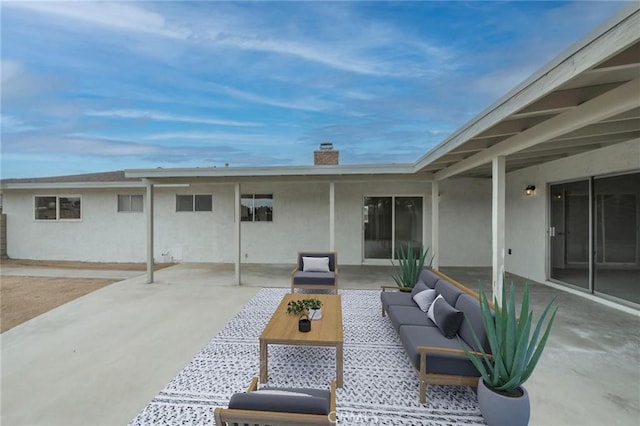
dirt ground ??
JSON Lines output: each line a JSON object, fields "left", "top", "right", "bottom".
{"left": 0, "top": 259, "right": 172, "bottom": 333}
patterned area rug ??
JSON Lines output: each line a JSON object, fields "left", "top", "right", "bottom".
{"left": 129, "top": 288, "right": 484, "bottom": 425}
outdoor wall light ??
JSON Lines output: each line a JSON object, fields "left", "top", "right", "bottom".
{"left": 525, "top": 185, "right": 536, "bottom": 196}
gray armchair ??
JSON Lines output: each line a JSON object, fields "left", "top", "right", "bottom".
{"left": 291, "top": 251, "right": 338, "bottom": 294}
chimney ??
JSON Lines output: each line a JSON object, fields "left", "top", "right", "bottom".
{"left": 314, "top": 142, "right": 339, "bottom": 165}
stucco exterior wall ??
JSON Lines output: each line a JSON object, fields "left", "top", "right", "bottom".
{"left": 4, "top": 188, "right": 147, "bottom": 262}
{"left": 2, "top": 177, "right": 494, "bottom": 266}
{"left": 505, "top": 139, "right": 640, "bottom": 283}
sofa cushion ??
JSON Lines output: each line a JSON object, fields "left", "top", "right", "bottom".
{"left": 302, "top": 256, "right": 330, "bottom": 272}
{"left": 381, "top": 291, "right": 415, "bottom": 311}
{"left": 434, "top": 279, "right": 465, "bottom": 306}
{"left": 413, "top": 289, "right": 437, "bottom": 312}
{"left": 418, "top": 269, "right": 440, "bottom": 289}
{"left": 410, "top": 281, "right": 429, "bottom": 297}
{"left": 399, "top": 325, "right": 481, "bottom": 377}
{"left": 229, "top": 387, "right": 331, "bottom": 415}
{"left": 387, "top": 305, "right": 436, "bottom": 331}
{"left": 292, "top": 271, "right": 336, "bottom": 286}
{"left": 428, "top": 295, "right": 464, "bottom": 338}
{"left": 456, "top": 294, "right": 492, "bottom": 353}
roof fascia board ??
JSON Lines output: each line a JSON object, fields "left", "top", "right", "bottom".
{"left": 414, "top": 4, "right": 640, "bottom": 175}
{"left": 434, "top": 77, "right": 640, "bottom": 180}
{"left": 125, "top": 163, "right": 415, "bottom": 179}
{"left": 142, "top": 173, "right": 433, "bottom": 185}
{"left": 0, "top": 182, "right": 146, "bottom": 191}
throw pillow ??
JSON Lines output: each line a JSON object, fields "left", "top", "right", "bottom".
{"left": 428, "top": 295, "right": 464, "bottom": 338}
{"left": 412, "top": 289, "right": 437, "bottom": 312}
{"left": 302, "top": 256, "right": 330, "bottom": 272}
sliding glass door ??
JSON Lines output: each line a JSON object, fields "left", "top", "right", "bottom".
{"left": 364, "top": 196, "right": 423, "bottom": 260}
{"left": 549, "top": 172, "right": 640, "bottom": 305}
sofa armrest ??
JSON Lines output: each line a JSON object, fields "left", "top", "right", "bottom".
{"left": 381, "top": 285, "right": 404, "bottom": 292}
{"left": 416, "top": 345, "right": 490, "bottom": 359}
{"left": 291, "top": 265, "right": 300, "bottom": 276}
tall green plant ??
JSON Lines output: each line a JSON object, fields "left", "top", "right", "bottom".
{"left": 461, "top": 281, "right": 557, "bottom": 396}
{"left": 390, "top": 245, "right": 433, "bottom": 289}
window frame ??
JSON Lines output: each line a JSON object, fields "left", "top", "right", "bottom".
{"left": 240, "top": 193, "right": 273, "bottom": 222}
{"left": 117, "top": 194, "right": 144, "bottom": 213}
{"left": 34, "top": 195, "right": 82, "bottom": 221}
{"left": 176, "top": 194, "right": 213, "bottom": 212}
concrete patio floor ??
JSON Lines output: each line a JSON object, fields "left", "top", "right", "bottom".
{"left": 1, "top": 263, "right": 638, "bottom": 425}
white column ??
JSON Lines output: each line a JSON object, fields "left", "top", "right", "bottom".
{"left": 145, "top": 181, "right": 154, "bottom": 284}
{"left": 431, "top": 181, "right": 439, "bottom": 269}
{"left": 235, "top": 183, "right": 241, "bottom": 285}
{"left": 329, "top": 182, "right": 335, "bottom": 250}
{"left": 492, "top": 156, "right": 506, "bottom": 305}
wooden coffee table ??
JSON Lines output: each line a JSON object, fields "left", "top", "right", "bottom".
{"left": 259, "top": 293, "right": 344, "bottom": 387}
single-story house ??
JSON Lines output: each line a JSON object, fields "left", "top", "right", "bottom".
{"left": 2, "top": 5, "right": 639, "bottom": 310}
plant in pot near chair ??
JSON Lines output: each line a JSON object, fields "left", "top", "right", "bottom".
{"left": 461, "top": 281, "right": 557, "bottom": 426}
{"left": 390, "top": 244, "right": 434, "bottom": 291}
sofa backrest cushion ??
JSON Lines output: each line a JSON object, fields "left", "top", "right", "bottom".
{"left": 427, "top": 295, "right": 464, "bottom": 338}
{"left": 455, "top": 293, "right": 492, "bottom": 353}
{"left": 418, "top": 269, "right": 440, "bottom": 289}
{"left": 229, "top": 388, "right": 330, "bottom": 415}
{"left": 298, "top": 252, "right": 336, "bottom": 272}
{"left": 434, "top": 279, "right": 464, "bottom": 306}
{"left": 410, "top": 281, "right": 429, "bottom": 297}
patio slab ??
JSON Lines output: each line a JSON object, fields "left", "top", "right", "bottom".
{"left": 1, "top": 263, "right": 638, "bottom": 425}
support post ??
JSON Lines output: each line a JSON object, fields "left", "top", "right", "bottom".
{"left": 235, "top": 183, "right": 241, "bottom": 285}
{"left": 492, "top": 156, "right": 506, "bottom": 305}
{"left": 329, "top": 182, "right": 335, "bottom": 250}
{"left": 145, "top": 180, "right": 154, "bottom": 284}
{"left": 431, "top": 181, "right": 439, "bottom": 269}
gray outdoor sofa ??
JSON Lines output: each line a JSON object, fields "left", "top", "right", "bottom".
{"left": 381, "top": 269, "right": 492, "bottom": 403}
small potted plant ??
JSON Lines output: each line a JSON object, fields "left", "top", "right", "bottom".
{"left": 391, "top": 244, "right": 433, "bottom": 291}
{"left": 287, "top": 298, "right": 323, "bottom": 320}
{"left": 461, "top": 281, "right": 557, "bottom": 426}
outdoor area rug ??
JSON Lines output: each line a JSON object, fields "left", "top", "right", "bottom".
{"left": 129, "top": 288, "right": 485, "bottom": 425}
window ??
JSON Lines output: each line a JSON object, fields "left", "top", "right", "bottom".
{"left": 176, "top": 194, "right": 213, "bottom": 212}
{"left": 118, "top": 194, "right": 143, "bottom": 212}
{"left": 241, "top": 194, "right": 273, "bottom": 222}
{"left": 35, "top": 195, "right": 81, "bottom": 221}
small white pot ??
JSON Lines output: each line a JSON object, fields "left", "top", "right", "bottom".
{"left": 309, "top": 308, "right": 322, "bottom": 320}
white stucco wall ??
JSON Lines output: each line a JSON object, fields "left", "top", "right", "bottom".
{"left": 505, "top": 139, "right": 640, "bottom": 283}
{"left": 4, "top": 188, "right": 147, "bottom": 262}
{"left": 438, "top": 177, "right": 493, "bottom": 267}
{"left": 2, "top": 176, "right": 494, "bottom": 266}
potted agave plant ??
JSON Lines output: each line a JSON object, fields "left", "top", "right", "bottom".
{"left": 390, "top": 244, "right": 433, "bottom": 291}
{"left": 461, "top": 281, "right": 557, "bottom": 426}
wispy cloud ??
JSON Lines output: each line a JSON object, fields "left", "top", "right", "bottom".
{"left": 3, "top": 1, "right": 188, "bottom": 40}
{"left": 85, "top": 110, "right": 261, "bottom": 127}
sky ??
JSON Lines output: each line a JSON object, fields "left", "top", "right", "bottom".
{"left": 0, "top": 1, "right": 631, "bottom": 179}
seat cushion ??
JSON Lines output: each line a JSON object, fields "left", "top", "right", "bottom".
{"left": 387, "top": 305, "right": 436, "bottom": 331}
{"left": 398, "top": 325, "right": 480, "bottom": 377}
{"left": 293, "top": 271, "right": 336, "bottom": 286}
{"left": 381, "top": 291, "right": 415, "bottom": 311}
{"left": 229, "top": 387, "right": 330, "bottom": 415}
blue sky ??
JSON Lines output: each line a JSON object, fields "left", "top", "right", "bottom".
{"left": 0, "top": 1, "right": 630, "bottom": 178}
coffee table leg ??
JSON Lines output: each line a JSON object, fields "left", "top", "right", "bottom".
{"left": 336, "top": 343, "right": 343, "bottom": 388}
{"left": 260, "top": 339, "right": 268, "bottom": 383}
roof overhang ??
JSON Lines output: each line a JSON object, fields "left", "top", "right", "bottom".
{"left": 125, "top": 163, "right": 431, "bottom": 184}
{"left": 413, "top": 4, "right": 640, "bottom": 179}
